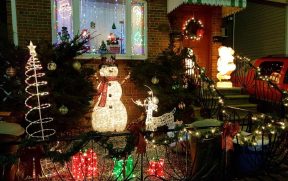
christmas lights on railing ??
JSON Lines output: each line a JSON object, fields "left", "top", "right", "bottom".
{"left": 235, "top": 55, "right": 288, "bottom": 106}
{"left": 25, "top": 41, "right": 55, "bottom": 140}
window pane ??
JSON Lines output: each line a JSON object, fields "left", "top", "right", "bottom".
{"left": 259, "top": 61, "right": 283, "bottom": 76}
{"left": 131, "top": 0, "right": 145, "bottom": 55}
{"left": 80, "top": 0, "right": 126, "bottom": 54}
{"left": 55, "top": 0, "right": 73, "bottom": 41}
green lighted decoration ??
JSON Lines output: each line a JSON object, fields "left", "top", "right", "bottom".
{"left": 113, "top": 155, "right": 134, "bottom": 180}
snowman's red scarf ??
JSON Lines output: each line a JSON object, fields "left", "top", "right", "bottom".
{"left": 97, "top": 76, "right": 117, "bottom": 107}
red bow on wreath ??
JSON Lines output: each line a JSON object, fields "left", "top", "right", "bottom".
{"left": 95, "top": 76, "right": 117, "bottom": 107}
{"left": 127, "top": 114, "right": 146, "bottom": 154}
{"left": 222, "top": 122, "right": 240, "bottom": 151}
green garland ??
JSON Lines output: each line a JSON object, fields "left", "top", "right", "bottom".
{"left": 0, "top": 131, "right": 136, "bottom": 166}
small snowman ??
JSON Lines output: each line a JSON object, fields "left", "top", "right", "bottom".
{"left": 92, "top": 55, "right": 128, "bottom": 132}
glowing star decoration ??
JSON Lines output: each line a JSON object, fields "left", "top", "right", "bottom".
{"left": 148, "top": 158, "right": 164, "bottom": 178}
{"left": 71, "top": 148, "right": 98, "bottom": 180}
{"left": 25, "top": 41, "right": 55, "bottom": 140}
{"left": 91, "top": 56, "right": 128, "bottom": 132}
{"left": 133, "top": 86, "right": 177, "bottom": 134}
{"left": 216, "top": 46, "right": 236, "bottom": 88}
{"left": 113, "top": 155, "right": 134, "bottom": 181}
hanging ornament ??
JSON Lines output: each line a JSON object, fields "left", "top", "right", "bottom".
{"left": 47, "top": 61, "right": 57, "bottom": 71}
{"left": 112, "top": 23, "right": 117, "bottom": 29}
{"left": 71, "top": 148, "right": 98, "bottom": 180}
{"left": 178, "top": 101, "right": 186, "bottom": 110}
{"left": 151, "top": 76, "right": 159, "bottom": 84}
{"left": 73, "top": 61, "right": 81, "bottom": 71}
{"left": 147, "top": 158, "right": 164, "bottom": 178}
{"left": 59, "top": 105, "right": 68, "bottom": 115}
{"left": 152, "top": 96, "right": 159, "bottom": 105}
{"left": 90, "top": 21, "right": 96, "bottom": 29}
{"left": 6, "top": 66, "right": 16, "bottom": 77}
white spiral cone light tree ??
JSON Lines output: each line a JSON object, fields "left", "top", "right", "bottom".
{"left": 25, "top": 41, "right": 55, "bottom": 140}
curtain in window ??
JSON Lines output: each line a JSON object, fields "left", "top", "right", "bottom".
{"left": 80, "top": 0, "right": 126, "bottom": 53}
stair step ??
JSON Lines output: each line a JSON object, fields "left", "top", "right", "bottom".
{"left": 224, "top": 95, "right": 251, "bottom": 105}
{"left": 217, "top": 87, "right": 243, "bottom": 95}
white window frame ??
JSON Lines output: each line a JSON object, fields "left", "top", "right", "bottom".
{"left": 51, "top": 0, "right": 147, "bottom": 60}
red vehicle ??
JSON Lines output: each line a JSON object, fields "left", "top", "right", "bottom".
{"left": 244, "top": 55, "right": 288, "bottom": 103}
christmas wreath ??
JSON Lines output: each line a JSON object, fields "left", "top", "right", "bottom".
{"left": 183, "top": 17, "right": 204, "bottom": 40}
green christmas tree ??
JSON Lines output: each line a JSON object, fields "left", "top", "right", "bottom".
{"left": 0, "top": 41, "right": 26, "bottom": 112}
{"left": 99, "top": 41, "right": 108, "bottom": 54}
{"left": 131, "top": 48, "right": 196, "bottom": 123}
{"left": 36, "top": 35, "right": 96, "bottom": 130}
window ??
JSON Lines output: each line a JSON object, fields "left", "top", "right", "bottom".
{"left": 259, "top": 61, "right": 283, "bottom": 76}
{"left": 52, "top": 0, "right": 147, "bottom": 59}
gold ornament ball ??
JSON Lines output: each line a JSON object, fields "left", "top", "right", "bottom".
{"left": 6, "top": 67, "right": 16, "bottom": 77}
{"left": 59, "top": 105, "right": 69, "bottom": 115}
{"left": 73, "top": 61, "right": 81, "bottom": 70}
{"left": 151, "top": 76, "right": 159, "bottom": 84}
{"left": 152, "top": 96, "right": 159, "bottom": 105}
{"left": 47, "top": 61, "right": 57, "bottom": 71}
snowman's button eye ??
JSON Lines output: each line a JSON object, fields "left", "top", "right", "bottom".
{"left": 109, "top": 105, "right": 112, "bottom": 109}
{"left": 109, "top": 94, "right": 112, "bottom": 97}
{"left": 108, "top": 83, "right": 111, "bottom": 86}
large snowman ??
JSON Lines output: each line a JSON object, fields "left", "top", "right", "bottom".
{"left": 92, "top": 56, "right": 127, "bottom": 132}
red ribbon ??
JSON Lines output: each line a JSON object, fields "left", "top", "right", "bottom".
{"left": 19, "top": 146, "right": 43, "bottom": 178}
{"left": 96, "top": 76, "right": 117, "bottom": 107}
{"left": 222, "top": 122, "right": 240, "bottom": 151}
{"left": 127, "top": 118, "right": 146, "bottom": 154}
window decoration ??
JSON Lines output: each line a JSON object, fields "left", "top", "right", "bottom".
{"left": 55, "top": 0, "right": 73, "bottom": 41}
{"left": 182, "top": 17, "right": 204, "bottom": 40}
{"left": 131, "top": 1, "right": 145, "bottom": 55}
{"left": 54, "top": 0, "right": 147, "bottom": 57}
{"left": 80, "top": 0, "right": 126, "bottom": 54}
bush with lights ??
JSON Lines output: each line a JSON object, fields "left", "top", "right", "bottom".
{"left": 130, "top": 48, "right": 196, "bottom": 123}
{"left": 34, "top": 35, "right": 96, "bottom": 129}
{"left": 0, "top": 41, "right": 27, "bottom": 112}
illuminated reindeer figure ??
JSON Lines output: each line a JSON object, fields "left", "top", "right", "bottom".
{"left": 132, "top": 86, "right": 176, "bottom": 133}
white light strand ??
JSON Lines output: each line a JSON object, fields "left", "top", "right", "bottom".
{"left": 25, "top": 41, "right": 55, "bottom": 140}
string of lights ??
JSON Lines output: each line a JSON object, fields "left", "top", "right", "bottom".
{"left": 25, "top": 41, "right": 55, "bottom": 140}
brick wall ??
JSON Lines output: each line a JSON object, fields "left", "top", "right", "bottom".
{"left": 147, "top": 0, "right": 170, "bottom": 59}
{"left": 211, "top": 8, "right": 222, "bottom": 80}
{"left": 7, "top": 0, "right": 51, "bottom": 47}
{"left": 5, "top": 0, "right": 13, "bottom": 42}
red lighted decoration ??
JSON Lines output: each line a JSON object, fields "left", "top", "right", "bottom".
{"left": 71, "top": 148, "right": 98, "bottom": 180}
{"left": 147, "top": 158, "right": 164, "bottom": 178}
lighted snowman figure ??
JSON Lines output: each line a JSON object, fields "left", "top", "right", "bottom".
{"left": 92, "top": 55, "right": 128, "bottom": 132}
